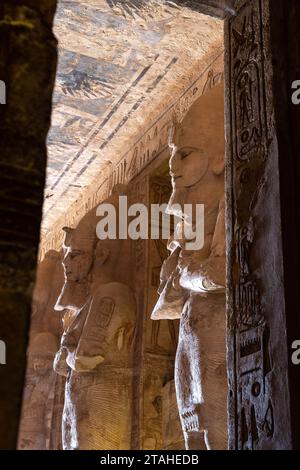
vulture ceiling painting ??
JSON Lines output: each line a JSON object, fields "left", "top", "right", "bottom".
{"left": 43, "top": 0, "right": 223, "bottom": 236}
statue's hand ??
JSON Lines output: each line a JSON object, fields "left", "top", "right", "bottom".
{"left": 179, "top": 254, "right": 225, "bottom": 293}
{"left": 151, "top": 268, "right": 185, "bottom": 320}
{"left": 73, "top": 354, "right": 105, "bottom": 372}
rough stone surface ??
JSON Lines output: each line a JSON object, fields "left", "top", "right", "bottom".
{"left": 268, "top": 0, "right": 300, "bottom": 449}
{"left": 18, "top": 251, "right": 64, "bottom": 450}
{"left": 0, "top": 0, "right": 57, "bottom": 449}
{"left": 224, "top": 0, "right": 292, "bottom": 450}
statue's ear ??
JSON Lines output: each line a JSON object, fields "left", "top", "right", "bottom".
{"left": 96, "top": 246, "right": 110, "bottom": 265}
{"left": 211, "top": 154, "right": 225, "bottom": 176}
{"left": 62, "top": 227, "right": 74, "bottom": 250}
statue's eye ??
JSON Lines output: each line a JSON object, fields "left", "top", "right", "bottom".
{"left": 180, "top": 149, "right": 193, "bottom": 159}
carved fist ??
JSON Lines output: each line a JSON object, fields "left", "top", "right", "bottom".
{"left": 178, "top": 252, "right": 225, "bottom": 293}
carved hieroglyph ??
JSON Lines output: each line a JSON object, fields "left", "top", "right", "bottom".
{"left": 54, "top": 190, "right": 136, "bottom": 450}
{"left": 152, "top": 84, "right": 228, "bottom": 450}
{"left": 18, "top": 251, "right": 64, "bottom": 450}
{"left": 225, "top": 0, "right": 292, "bottom": 450}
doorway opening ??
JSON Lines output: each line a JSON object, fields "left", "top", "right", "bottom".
{"left": 18, "top": 0, "right": 227, "bottom": 451}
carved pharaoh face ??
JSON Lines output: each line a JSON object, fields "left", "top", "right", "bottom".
{"left": 62, "top": 247, "right": 93, "bottom": 283}
{"left": 167, "top": 145, "right": 209, "bottom": 217}
{"left": 55, "top": 225, "right": 96, "bottom": 311}
{"left": 55, "top": 246, "right": 94, "bottom": 311}
{"left": 167, "top": 86, "right": 225, "bottom": 219}
{"left": 167, "top": 102, "right": 209, "bottom": 217}
{"left": 169, "top": 145, "right": 209, "bottom": 192}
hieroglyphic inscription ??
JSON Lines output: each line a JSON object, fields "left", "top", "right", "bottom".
{"left": 227, "top": 0, "right": 275, "bottom": 450}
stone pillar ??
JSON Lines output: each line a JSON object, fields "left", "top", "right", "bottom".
{"left": 224, "top": 0, "right": 293, "bottom": 450}
{"left": 267, "top": 0, "right": 300, "bottom": 450}
{"left": 0, "top": 1, "right": 57, "bottom": 449}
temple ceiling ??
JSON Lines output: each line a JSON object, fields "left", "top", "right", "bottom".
{"left": 43, "top": 0, "right": 223, "bottom": 238}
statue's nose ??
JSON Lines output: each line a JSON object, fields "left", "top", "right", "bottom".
{"left": 169, "top": 151, "right": 181, "bottom": 175}
{"left": 63, "top": 253, "right": 72, "bottom": 271}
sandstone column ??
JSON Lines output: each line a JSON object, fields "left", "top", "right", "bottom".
{"left": 224, "top": 0, "right": 292, "bottom": 450}
{"left": 0, "top": 1, "right": 57, "bottom": 449}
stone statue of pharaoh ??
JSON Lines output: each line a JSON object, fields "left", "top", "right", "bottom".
{"left": 54, "top": 192, "right": 136, "bottom": 450}
{"left": 18, "top": 332, "right": 59, "bottom": 450}
{"left": 152, "top": 84, "right": 228, "bottom": 450}
{"left": 18, "top": 250, "right": 64, "bottom": 450}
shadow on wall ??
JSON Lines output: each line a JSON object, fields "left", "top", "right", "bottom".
{"left": 0, "top": 0, "right": 58, "bottom": 450}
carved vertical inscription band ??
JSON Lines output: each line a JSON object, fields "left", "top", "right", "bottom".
{"left": 226, "top": 0, "right": 275, "bottom": 451}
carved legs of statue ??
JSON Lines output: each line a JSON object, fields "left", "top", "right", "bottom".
{"left": 175, "top": 293, "right": 228, "bottom": 450}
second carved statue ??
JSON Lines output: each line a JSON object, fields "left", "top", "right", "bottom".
{"left": 54, "top": 189, "right": 137, "bottom": 450}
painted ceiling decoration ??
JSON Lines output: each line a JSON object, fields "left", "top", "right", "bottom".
{"left": 43, "top": 0, "right": 223, "bottom": 241}
{"left": 105, "top": 0, "right": 183, "bottom": 20}
{"left": 105, "top": 0, "right": 235, "bottom": 19}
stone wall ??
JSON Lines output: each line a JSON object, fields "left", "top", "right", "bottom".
{"left": 0, "top": 0, "right": 57, "bottom": 449}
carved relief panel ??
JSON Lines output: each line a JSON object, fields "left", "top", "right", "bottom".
{"left": 143, "top": 173, "right": 181, "bottom": 450}
{"left": 129, "top": 155, "right": 182, "bottom": 450}
{"left": 225, "top": 0, "right": 292, "bottom": 450}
